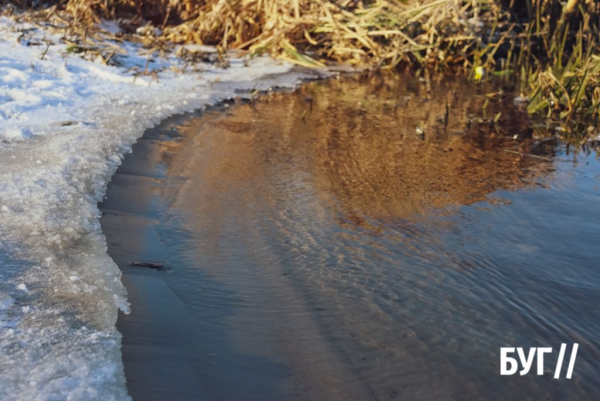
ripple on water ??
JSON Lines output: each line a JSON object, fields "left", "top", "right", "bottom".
{"left": 109, "top": 75, "right": 600, "bottom": 400}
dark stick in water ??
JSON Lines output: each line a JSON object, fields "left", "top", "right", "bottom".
{"left": 130, "top": 261, "right": 165, "bottom": 269}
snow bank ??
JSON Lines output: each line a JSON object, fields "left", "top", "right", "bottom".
{"left": 0, "top": 16, "right": 322, "bottom": 400}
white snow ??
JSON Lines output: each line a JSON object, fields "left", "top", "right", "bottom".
{"left": 0, "top": 15, "right": 326, "bottom": 401}
{"left": 0, "top": 292, "right": 13, "bottom": 309}
{"left": 97, "top": 20, "right": 122, "bottom": 35}
{"left": 1, "top": 127, "right": 31, "bottom": 142}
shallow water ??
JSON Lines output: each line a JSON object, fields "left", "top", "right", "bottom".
{"left": 102, "top": 75, "right": 600, "bottom": 400}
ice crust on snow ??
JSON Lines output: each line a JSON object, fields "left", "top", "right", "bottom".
{"left": 0, "top": 16, "right": 322, "bottom": 400}
{"left": 0, "top": 291, "right": 13, "bottom": 309}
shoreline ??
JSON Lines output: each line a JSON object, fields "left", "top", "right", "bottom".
{"left": 99, "top": 101, "right": 371, "bottom": 400}
{"left": 99, "top": 112, "right": 208, "bottom": 399}
{"left": 0, "top": 13, "right": 331, "bottom": 399}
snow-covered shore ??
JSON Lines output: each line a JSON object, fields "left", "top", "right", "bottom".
{"left": 0, "top": 16, "right": 321, "bottom": 400}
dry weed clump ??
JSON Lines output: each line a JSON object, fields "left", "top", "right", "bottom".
{"left": 63, "top": 0, "right": 508, "bottom": 69}
{"left": 2, "top": 0, "right": 599, "bottom": 125}
{"left": 164, "top": 0, "right": 600, "bottom": 124}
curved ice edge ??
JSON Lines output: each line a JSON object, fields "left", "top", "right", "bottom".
{"left": 0, "top": 56, "right": 331, "bottom": 399}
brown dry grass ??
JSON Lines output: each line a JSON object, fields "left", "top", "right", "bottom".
{"left": 3, "top": 0, "right": 599, "bottom": 125}
{"left": 62, "top": 0, "right": 507, "bottom": 69}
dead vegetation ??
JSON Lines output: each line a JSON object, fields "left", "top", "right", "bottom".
{"left": 2, "top": 0, "right": 599, "bottom": 127}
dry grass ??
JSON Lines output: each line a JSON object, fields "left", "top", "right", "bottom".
{"left": 62, "top": 0, "right": 507, "bottom": 69}
{"left": 3, "top": 0, "right": 600, "bottom": 125}
{"left": 162, "top": 0, "right": 503, "bottom": 68}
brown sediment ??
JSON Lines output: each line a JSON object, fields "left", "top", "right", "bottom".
{"left": 100, "top": 75, "right": 559, "bottom": 400}
{"left": 100, "top": 106, "right": 372, "bottom": 400}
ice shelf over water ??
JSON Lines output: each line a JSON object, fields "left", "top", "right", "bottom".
{"left": 0, "top": 16, "right": 321, "bottom": 400}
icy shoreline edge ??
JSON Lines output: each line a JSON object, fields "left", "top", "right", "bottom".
{"left": 0, "top": 16, "right": 325, "bottom": 400}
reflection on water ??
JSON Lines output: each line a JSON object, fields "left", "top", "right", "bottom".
{"left": 113, "top": 74, "right": 600, "bottom": 400}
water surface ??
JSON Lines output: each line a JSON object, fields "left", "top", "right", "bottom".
{"left": 102, "top": 75, "right": 600, "bottom": 400}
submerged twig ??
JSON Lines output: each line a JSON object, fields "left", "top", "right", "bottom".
{"left": 131, "top": 261, "right": 165, "bottom": 269}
